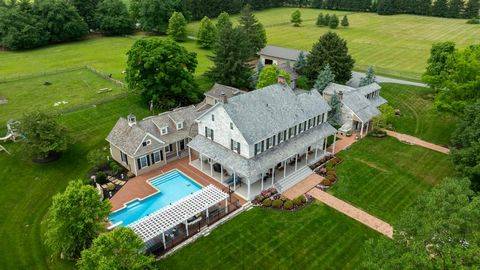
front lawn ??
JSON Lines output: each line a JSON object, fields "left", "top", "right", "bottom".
{"left": 329, "top": 137, "right": 454, "bottom": 223}
{"left": 158, "top": 203, "right": 381, "bottom": 270}
{"left": 0, "top": 95, "right": 151, "bottom": 270}
{"left": 380, "top": 83, "right": 458, "bottom": 146}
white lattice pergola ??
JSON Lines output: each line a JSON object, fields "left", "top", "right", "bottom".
{"left": 129, "top": 184, "right": 229, "bottom": 248}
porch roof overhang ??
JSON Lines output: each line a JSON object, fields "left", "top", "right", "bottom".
{"left": 188, "top": 122, "right": 337, "bottom": 181}
{"left": 129, "top": 185, "right": 228, "bottom": 245}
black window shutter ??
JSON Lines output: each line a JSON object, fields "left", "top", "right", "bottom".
{"left": 151, "top": 153, "right": 155, "bottom": 163}
{"left": 146, "top": 155, "right": 151, "bottom": 166}
{"left": 137, "top": 158, "right": 141, "bottom": 170}
{"left": 160, "top": 150, "right": 164, "bottom": 161}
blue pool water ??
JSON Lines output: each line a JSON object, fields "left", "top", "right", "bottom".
{"left": 109, "top": 170, "right": 202, "bottom": 227}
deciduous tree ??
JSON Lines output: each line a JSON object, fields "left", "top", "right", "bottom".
{"left": 196, "top": 16, "right": 216, "bottom": 48}
{"left": 304, "top": 32, "right": 355, "bottom": 84}
{"left": 167, "top": 11, "right": 188, "bottom": 41}
{"left": 215, "top": 11, "right": 232, "bottom": 32}
{"left": 137, "top": 0, "right": 174, "bottom": 33}
{"left": 464, "top": 0, "right": 480, "bottom": 18}
{"left": 68, "top": 0, "right": 99, "bottom": 28}
{"left": 290, "top": 9, "right": 302, "bottom": 26}
{"left": 78, "top": 227, "right": 155, "bottom": 270}
{"left": 432, "top": 0, "right": 448, "bottom": 16}
{"left": 126, "top": 38, "right": 200, "bottom": 109}
{"left": 422, "top": 41, "right": 456, "bottom": 89}
{"left": 448, "top": 0, "right": 465, "bottom": 18}
{"left": 238, "top": 4, "right": 267, "bottom": 57}
{"left": 256, "top": 65, "right": 291, "bottom": 88}
{"left": 95, "top": 0, "right": 134, "bottom": 35}
{"left": 19, "top": 111, "right": 70, "bottom": 160}
{"left": 45, "top": 180, "right": 111, "bottom": 259}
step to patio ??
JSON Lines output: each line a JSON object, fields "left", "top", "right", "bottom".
{"left": 274, "top": 167, "right": 313, "bottom": 193}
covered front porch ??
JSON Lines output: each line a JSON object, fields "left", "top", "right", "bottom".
{"left": 189, "top": 123, "right": 336, "bottom": 200}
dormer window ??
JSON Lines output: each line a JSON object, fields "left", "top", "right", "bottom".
{"left": 176, "top": 122, "right": 183, "bottom": 130}
{"left": 160, "top": 127, "right": 168, "bottom": 135}
{"left": 142, "top": 140, "right": 151, "bottom": 147}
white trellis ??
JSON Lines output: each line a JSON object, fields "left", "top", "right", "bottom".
{"left": 129, "top": 185, "right": 229, "bottom": 247}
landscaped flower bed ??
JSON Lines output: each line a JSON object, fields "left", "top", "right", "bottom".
{"left": 313, "top": 156, "right": 343, "bottom": 189}
{"left": 252, "top": 188, "right": 310, "bottom": 211}
{"left": 368, "top": 128, "right": 387, "bottom": 138}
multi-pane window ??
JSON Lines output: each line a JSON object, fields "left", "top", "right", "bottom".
{"left": 138, "top": 155, "right": 148, "bottom": 169}
{"left": 211, "top": 114, "right": 215, "bottom": 121}
{"left": 120, "top": 151, "right": 128, "bottom": 164}
{"left": 152, "top": 150, "right": 163, "bottom": 163}
{"left": 231, "top": 139, "right": 240, "bottom": 154}
{"left": 230, "top": 122, "right": 234, "bottom": 130}
{"left": 205, "top": 127, "right": 214, "bottom": 141}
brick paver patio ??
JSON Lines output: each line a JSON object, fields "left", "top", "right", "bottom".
{"left": 383, "top": 129, "right": 449, "bottom": 154}
{"left": 110, "top": 157, "right": 246, "bottom": 212}
{"left": 308, "top": 188, "right": 393, "bottom": 238}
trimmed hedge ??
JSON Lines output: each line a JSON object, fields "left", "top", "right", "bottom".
{"left": 283, "top": 200, "right": 294, "bottom": 210}
{"left": 272, "top": 199, "right": 283, "bottom": 208}
{"left": 262, "top": 198, "right": 272, "bottom": 207}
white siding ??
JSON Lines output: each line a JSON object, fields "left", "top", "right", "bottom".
{"left": 197, "top": 106, "right": 251, "bottom": 158}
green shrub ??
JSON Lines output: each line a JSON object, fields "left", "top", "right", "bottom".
{"left": 300, "top": 195, "right": 307, "bottom": 203}
{"left": 272, "top": 199, "right": 283, "bottom": 208}
{"left": 326, "top": 170, "right": 336, "bottom": 177}
{"left": 87, "top": 149, "right": 108, "bottom": 169}
{"left": 255, "top": 195, "right": 265, "bottom": 203}
{"left": 326, "top": 174, "right": 336, "bottom": 182}
{"left": 466, "top": 18, "right": 480, "bottom": 24}
{"left": 96, "top": 171, "right": 108, "bottom": 184}
{"left": 292, "top": 197, "right": 302, "bottom": 206}
{"left": 262, "top": 198, "right": 272, "bottom": 207}
{"left": 323, "top": 179, "right": 331, "bottom": 186}
{"left": 283, "top": 200, "right": 294, "bottom": 210}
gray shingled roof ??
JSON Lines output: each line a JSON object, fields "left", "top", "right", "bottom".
{"left": 323, "top": 83, "right": 356, "bottom": 96}
{"left": 259, "top": 45, "right": 307, "bottom": 61}
{"left": 278, "top": 63, "right": 299, "bottom": 80}
{"left": 370, "top": 96, "right": 387, "bottom": 107}
{"left": 219, "top": 83, "right": 331, "bottom": 145}
{"left": 189, "top": 122, "right": 336, "bottom": 180}
{"left": 342, "top": 92, "right": 380, "bottom": 122}
{"left": 204, "top": 83, "right": 246, "bottom": 100}
{"left": 106, "top": 106, "right": 201, "bottom": 156}
{"left": 357, "top": 82, "right": 381, "bottom": 96}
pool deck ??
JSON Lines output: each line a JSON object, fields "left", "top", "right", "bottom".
{"left": 110, "top": 157, "right": 246, "bottom": 212}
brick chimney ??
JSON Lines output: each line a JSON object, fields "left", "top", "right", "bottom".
{"left": 277, "top": 74, "right": 286, "bottom": 85}
{"left": 338, "top": 91, "right": 343, "bottom": 101}
{"left": 219, "top": 92, "right": 228, "bottom": 103}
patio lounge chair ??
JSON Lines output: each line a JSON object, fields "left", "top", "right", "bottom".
{"left": 225, "top": 174, "right": 241, "bottom": 186}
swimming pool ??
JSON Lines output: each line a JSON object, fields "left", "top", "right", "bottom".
{"left": 109, "top": 170, "right": 202, "bottom": 227}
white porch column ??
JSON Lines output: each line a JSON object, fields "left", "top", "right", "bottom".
{"left": 188, "top": 147, "right": 192, "bottom": 163}
{"left": 225, "top": 198, "right": 228, "bottom": 213}
{"left": 200, "top": 153, "right": 204, "bottom": 171}
{"left": 162, "top": 232, "right": 166, "bottom": 249}
{"left": 220, "top": 164, "right": 224, "bottom": 182}
{"left": 233, "top": 171, "right": 236, "bottom": 190}
{"left": 306, "top": 149, "right": 309, "bottom": 163}
{"left": 295, "top": 155, "right": 298, "bottom": 171}
{"left": 360, "top": 121, "right": 364, "bottom": 137}
{"left": 261, "top": 172, "right": 264, "bottom": 191}
{"left": 210, "top": 160, "right": 213, "bottom": 176}
{"left": 176, "top": 141, "right": 179, "bottom": 157}
{"left": 284, "top": 160, "right": 287, "bottom": 178}
{"left": 366, "top": 121, "right": 369, "bottom": 134}
{"left": 271, "top": 167, "right": 275, "bottom": 186}
{"left": 247, "top": 179, "right": 251, "bottom": 200}
{"left": 332, "top": 133, "right": 337, "bottom": 154}
{"left": 184, "top": 219, "right": 189, "bottom": 237}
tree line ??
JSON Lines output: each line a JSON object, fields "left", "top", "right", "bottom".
{"left": 377, "top": 0, "right": 479, "bottom": 18}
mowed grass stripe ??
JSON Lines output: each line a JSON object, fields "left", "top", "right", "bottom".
{"left": 329, "top": 137, "right": 453, "bottom": 223}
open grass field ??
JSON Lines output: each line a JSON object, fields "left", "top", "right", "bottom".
{"left": 0, "top": 68, "right": 127, "bottom": 124}
{"left": 158, "top": 203, "right": 381, "bottom": 270}
{"left": 329, "top": 137, "right": 454, "bottom": 223}
{"left": 186, "top": 7, "right": 480, "bottom": 80}
{"left": 0, "top": 37, "right": 213, "bottom": 82}
{"left": 0, "top": 94, "right": 152, "bottom": 270}
{"left": 380, "top": 83, "right": 458, "bottom": 146}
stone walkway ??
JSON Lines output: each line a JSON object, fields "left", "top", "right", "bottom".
{"left": 383, "top": 130, "right": 449, "bottom": 154}
{"left": 308, "top": 188, "right": 393, "bottom": 238}
{"left": 283, "top": 174, "right": 323, "bottom": 200}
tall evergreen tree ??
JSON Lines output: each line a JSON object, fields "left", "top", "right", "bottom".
{"left": 316, "top": 12, "right": 324, "bottom": 26}
{"left": 294, "top": 51, "right": 307, "bottom": 73}
{"left": 341, "top": 15, "right": 349, "bottom": 27}
{"left": 432, "top": 0, "right": 448, "bottom": 16}
{"left": 324, "top": 13, "right": 331, "bottom": 25}
{"left": 329, "top": 14, "right": 339, "bottom": 28}
{"left": 464, "top": 0, "right": 479, "bottom": 18}
{"left": 314, "top": 64, "right": 335, "bottom": 93}
{"left": 328, "top": 91, "right": 342, "bottom": 126}
{"left": 238, "top": 4, "right": 267, "bottom": 57}
{"left": 207, "top": 23, "right": 251, "bottom": 88}
{"left": 196, "top": 16, "right": 216, "bottom": 48}
{"left": 304, "top": 32, "right": 355, "bottom": 84}
{"left": 216, "top": 11, "right": 232, "bottom": 32}
{"left": 359, "top": 66, "right": 376, "bottom": 86}
{"left": 167, "top": 11, "right": 188, "bottom": 41}
{"left": 448, "top": 0, "right": 465, "bottom": 18}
